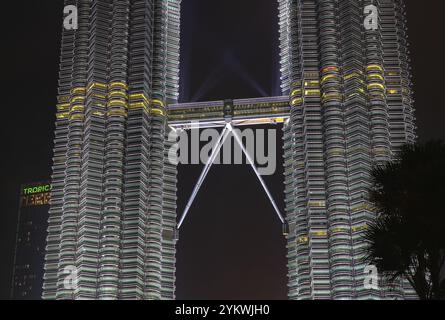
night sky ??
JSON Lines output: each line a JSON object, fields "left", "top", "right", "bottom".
{"left": 1, "top": 0, "right": 444, "bottom": 300}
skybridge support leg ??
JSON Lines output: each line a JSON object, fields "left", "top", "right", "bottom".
{"left": 177, "top": 124, "right": 231, "bottom": 229}
{"left": 177, "top": 122, "right": 287, "bottom": 237}
{"left": 228, "top": 124, "right": 288, "bottom": 235}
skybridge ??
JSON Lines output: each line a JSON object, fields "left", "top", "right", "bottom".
{"left": 168, "top": 95, "right": 291, "bottom": 236}
{"left": 167, "top": 95, "right": 290, "bottom": 129}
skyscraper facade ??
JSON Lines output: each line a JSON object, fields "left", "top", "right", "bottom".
{"left": 279, "top": 0, "right": 416, "bottom": 299}
{"left": 11, "top": 182, "right": 51, "bottom": 299}
{"left": 43, "top": 0, "right": 181, "bottom": 300}
{"left": 45, "top": 0, "right": 418, "bottom": 300}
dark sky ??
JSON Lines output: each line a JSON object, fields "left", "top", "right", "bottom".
{"left": 1, "top": 0, "right": 444, "bottom": 300}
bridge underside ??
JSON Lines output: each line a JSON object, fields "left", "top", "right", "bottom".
{"left": 167, "top": 96, "right": 290, "bottom": 129}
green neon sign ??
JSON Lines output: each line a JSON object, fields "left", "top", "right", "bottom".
{"left": 23, "top": 184, "right": 52, "bottom": 195}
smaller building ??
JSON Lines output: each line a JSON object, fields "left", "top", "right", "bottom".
{"left": 11, "top": 182, "right": 51, "bottom": 300}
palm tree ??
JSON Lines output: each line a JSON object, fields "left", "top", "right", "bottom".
{"left": 363, "top": 140, "right": 445, "bottom": 300}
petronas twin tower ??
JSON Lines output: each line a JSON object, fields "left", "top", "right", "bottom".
{"left": 45, "top": 0, "right": 180, "bottom": 300}
{"left": 44, "top": 0, "right": 417, "bottom": 300}
{"left": 280, "top": 0, "right": 416, "bottom": 299}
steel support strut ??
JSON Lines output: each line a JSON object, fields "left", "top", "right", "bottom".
{"left": 178, "top": 124, "right": 231, "bottom": 229}
{"left": 177, "top": 123, "right": 288, "bottom": 236}
{"left": 228, "top": 123, "right": 286, "bottom": 226}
